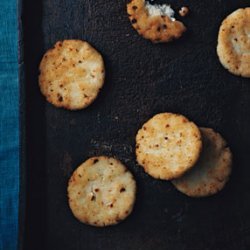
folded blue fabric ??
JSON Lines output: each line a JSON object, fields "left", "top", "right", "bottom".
{"left": 0, "top": 0, "right": 19, "bottom": 249}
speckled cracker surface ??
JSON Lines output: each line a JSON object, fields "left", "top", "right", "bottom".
{"left": 127, "top": 0, "right": 186, "bottom": 43}
{"left": 217, "top": 8, "right": 250, "bottom": 77}
{"left": 136, "top": 113, "right": 202, "bottom": 180}
{"left": 39, "top": 40, "right": 105, "bottom": 110}
{"left": 172, "top": 128, "right": 233, "bottom": 197}
{"left": 68, "top": 156, "right": 136, "bottom": 227}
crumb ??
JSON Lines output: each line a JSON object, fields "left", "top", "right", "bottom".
{"left": 179, "top": 7, "right": 189, "bottom": 17}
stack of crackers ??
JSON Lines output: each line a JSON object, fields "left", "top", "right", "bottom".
{"left": 136, "top": 113, "right": 232, "bottom": 198}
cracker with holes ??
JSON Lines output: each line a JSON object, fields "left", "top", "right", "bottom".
{"left": 127, "top": 0, "right": 186, "bottom": 43}
{"left": 67, "top": 156, "right": 136, "bottom": 227}
{"left": 217, "top": 8, "right": 250, "bottom": 77}
{"left": 172, "top": 128, "right": 233, "bottom": 198}
{"left": 39, "top": 40, "right": 105, "bottom": 110}
{"left": 136, "top": 113, "right": 202, "bottom": 180}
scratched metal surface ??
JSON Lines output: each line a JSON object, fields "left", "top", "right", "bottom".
{"left": 20, "top": 0, "right": 250, "bottom": 249}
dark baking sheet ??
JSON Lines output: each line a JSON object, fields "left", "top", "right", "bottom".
{"left": 19, "top": 0, "right": 250, "bottom": 249}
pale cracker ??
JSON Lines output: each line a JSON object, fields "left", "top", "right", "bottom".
{"left": 172, "top": 128, "right": 233, "bottom": 197}
{"left": 136, "top": 113, "right": 202, "bottom": 180}
{"left": 68, "top": 156, "right": 136, "bottom": 227}
{"left": 217, "top": 8, "right": 250, "bottom": 77}
{"left": 39, "top": 40, "right": 105, "bottom": 110}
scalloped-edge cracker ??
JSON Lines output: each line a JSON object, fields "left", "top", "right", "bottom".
{"left": 39, "top": 40, "right": 105, "bottom": 110}
{"left": 68, "top": 156, "right": 136, "bottom": 227}
{"left": 136, "top": 113, "right": 202, "bottom": 180}
{"left": 172, "top": 128, "right": 233, "bottom": 197}
{"left": 217, "top": 8, "right": 250, "bottom": 77}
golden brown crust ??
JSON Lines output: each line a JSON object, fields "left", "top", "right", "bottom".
{"left": 217, "top": 8, "right": 250, "bottom": 77}
{"left": 39, "top": 40, "right": 105, "bottom": 110}
{"left": 67, "top": 156, "right": 136, "bottom": 227}
{"left": 135, "top": 113, "right": 202, "bottom": 180}
{"left": 127, "top": 0, "right": 186, "bottom": 43}
{"left": 172, "top": 128, "right": 233, "bottom": 198}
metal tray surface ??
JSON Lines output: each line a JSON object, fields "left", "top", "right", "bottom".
{"left": 20, "top": 0, "right": 250, "bottom": 249}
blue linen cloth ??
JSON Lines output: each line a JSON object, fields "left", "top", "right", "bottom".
{"left": 0, "top": 0, "right": 19, "bottom": 249}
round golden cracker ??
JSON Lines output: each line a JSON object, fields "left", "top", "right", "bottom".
{"left": 172, "top": 128, "right": 233, "bottom": 198}
{"left": 67, "top": 156, "right": 136, "bottom": 227}
{"left": 136, "top": 113, "right": 202, "bottom": 180}
{"left": 217, "top": 8, "right": 250, "bottom": 77}
{"left": 39, "top": 40, "right": 105, "bottom": 110}
{"left": 127, "top": 0, "right": 186, "bottom": 43}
